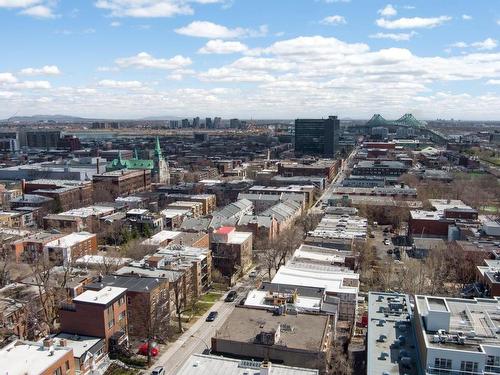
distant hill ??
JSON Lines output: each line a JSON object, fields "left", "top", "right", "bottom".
{"left": 140, "top": 115, "right": 184, "bottom": 121}
{"left": 4, "top": 115, "right": 94, "bottom": 123}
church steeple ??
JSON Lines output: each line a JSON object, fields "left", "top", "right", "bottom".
{"left": 155, "top": 137, "right": 162, "bottom": 158}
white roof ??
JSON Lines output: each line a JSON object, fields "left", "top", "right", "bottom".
{"left": 0, "top": 340, "right": 73, "bottom": 375}
{"left": 60, "top": 205, "right": 114, "bottom": 218}
{"left": 272, "top": 264, "right": 358, "bottom": 295}
{"left": 142, "top": 230, "right": 182, "bottom": 246}
{"left": 74, "top": 255, "right": 132, "bottom": 267}
{"left": 52, "top": 333, "right": 102, "bottom": 359}
{"left": 127, "top": 208, "right": 149, "bottom": 215}
{"left": 244, "top": 289, "right": 321, "bottom": 312}
{"left": 161, "top": 208, "right": 191, "bottom": 218}
{"left": 73, "top": 286, "right": 126, "bottom": 305}
{"left": 44, "top": 232, "right": 95, "bottom": 248}
{"left": 176, "top": 354, "right": 319, "bottom": 375}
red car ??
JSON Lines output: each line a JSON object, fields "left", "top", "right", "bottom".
{"left": 138, "top": 342, "right": 159, "bottom": 357}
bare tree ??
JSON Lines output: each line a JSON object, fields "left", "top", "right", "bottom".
{"left": 171, "top": 276, "right": 195, "bottom": 333}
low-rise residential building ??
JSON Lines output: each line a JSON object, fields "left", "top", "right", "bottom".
{"left": 43, "top": 232, "right": 97, "bottom": 265}
{"left": 277, "top": 159, "right": 340, "bottom": 182}
{"left": 351, "top": 160, "right": 408, "bottom": 177}
{"left": 210, "top": 226, "right": 253, "bottom": 279}
{"left": 43, "top": 205, "right": 115, "bottom": 233}
{"left": 414, "top": 294, "right": 500, "bottom": 375}
{"left": 211, "top": 307, "right": 335, "bottom": 375}
{"left": 476, "top": 259, "right": 500, "bottom": 297}
{"left": 176, "top": 354, "right": 320, "bottom": 375}
{"left": 271, "top": 262, "right": 359, "bottom": 321}
{"left": 209, "top": 198, "right": 253, "bottom": 229}
{"left": 92, "top": 169, "right": 151, "bottom": 200}
{"left": 59, "top": 286, "right": 128, "bottom": 352}
{"left": 260, "top": 199, "right": 303, "bottom": 233}
{"left": 366, "top": 292, "right": 419, "bottom": 375}
{"left": 24, "top": 179, "right": 93, "bottom": 212}
{"left": 0, "top": 339, "right": 76, "bottom": 375}
{"left": 86, "top": 275, "right": 169, "bottom": 338}
{"left": 11, "top": 231, "right": 63, "bottom": 262}
{"left": 51, "top": 333, "right": 106, "bottom": 375}
{"left": 166, "top": 200, "right": 203, "bottom": 218}
{"left": 249, "top": 185, "right": 316, "bottom": 208}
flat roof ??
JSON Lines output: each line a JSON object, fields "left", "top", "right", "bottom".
{"left": 367, "top": 292, "right": 419, "bottom": 375}
{"left": 415, "top": 295, "right": 500, "bottom": 352}
{"left": 176, "top": 354, "right": 319, "bottom": 375}
{"left": 44, "top": 231, "right": 95, "bottom": 248}
{"left": 272, "top": 263, "right": 358, "bottom": 295}
{"left": 86, "top": 275, "right": 165, "bottom": 293}
{"left": 52, "top": 333, "right": 104, "bottom": 359}
{"left": 214, "top": 307, "right": 330, "bottom": 352}
{"left": 0, "top": 340, "right": 73, "bottom": 375}
{"left": 141, "top": 230, "right": 182, "bottom": 246}
{"left": 58, "top": 205, "right": 115, "bottom": 218}
{"left": 73, "top": 286, "right": 126, "bottom": 305}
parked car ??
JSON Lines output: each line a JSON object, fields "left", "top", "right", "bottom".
{"left": 225, "top": 290, "right": 237, "bottom": 302}
{"left": 206, "top": 311, "right": 218, "bottom": 322}
{"left": 139, "top": 342, "right": 159, "bottom": 357}
{"left": 151, "top": 367, "right": 164, "bottom": 375}
{"left": 249, "top": 270, "right": 258, "bottom": 278}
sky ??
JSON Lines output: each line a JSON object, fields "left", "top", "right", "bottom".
{"left": 0, "top": 0, "right": 500, "bottom": 120}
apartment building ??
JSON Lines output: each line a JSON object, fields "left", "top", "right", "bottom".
{"left": 43, "top": 232, "right": 97, "bottom": 265}
{"left": 92, "top": 169, "right": 151, "bottom": 200}
{"left": 210, "top": 226, "right": 253, "bottom": 279}
{"left": 59, "top": 286, "right": 128, "bottom": 352}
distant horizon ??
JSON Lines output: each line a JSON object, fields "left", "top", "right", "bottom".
{"left": 1, "top": 0, "right": 499, "bottom": 120}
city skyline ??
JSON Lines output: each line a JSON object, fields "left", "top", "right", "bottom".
{"left": 1, "top": 0, "right": 500, "bottom": 120}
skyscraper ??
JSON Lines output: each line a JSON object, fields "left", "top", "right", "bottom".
{"left": 182, "top": 118, "right": 190, "bottom": 128}
{"left": 193, "top": 117, "right": 200, "bottom": 128}
{"left": 213, "top": 117, "right": 222, "bottom": 129}
{"left": 205, "top": 117, "right": 213, "bottom": 129}
{"left": 294, "top": 115, "right": 340, "bottom": 157}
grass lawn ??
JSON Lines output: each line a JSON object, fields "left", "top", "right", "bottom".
{"left": 104, "top": 364, "right": 139, "bottom": 375}
{"left": 199, "top": 292, "right": 223, "bottom": 303}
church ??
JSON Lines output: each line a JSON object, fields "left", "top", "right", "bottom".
{"left": 107, "top": 137, "right": 170, "bottom": 184}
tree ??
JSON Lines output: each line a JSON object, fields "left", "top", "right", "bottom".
{"left": 171, "top": 275, "right": 196, "bottom": 333}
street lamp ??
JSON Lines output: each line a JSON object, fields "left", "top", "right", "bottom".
{"left": 190, "top": 334, "right": 211, "bottom": 354}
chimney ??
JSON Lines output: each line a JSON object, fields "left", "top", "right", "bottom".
{"left": 260, "top": 361, "right": 271, "bottom": 375}
{"left": 43, "top": 337, "right": 53, "bottom": 349}
{"left": 58, "top": 338, "right": 67, "bottom": 347}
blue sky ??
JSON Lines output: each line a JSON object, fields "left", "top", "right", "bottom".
{"left": 0, "top": 0, "right": 499, "bottom": 120}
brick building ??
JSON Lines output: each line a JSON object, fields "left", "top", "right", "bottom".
{"left": 24, "top": 179, "right": 93, "bottom": 212}
{"left": 92, "top": 169, "right": 151, "bottom": 200}
{"left": 210, "top": 226, "right": 253, "bottom": 279}
{"left": 43, "top": 232, "right": 97, "bottom": 266}
{"left": 59, "top": 286, "right": 128, "bottom": 352}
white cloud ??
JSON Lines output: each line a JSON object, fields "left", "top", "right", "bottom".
{"left": 110, "top": 21, "right": 121, "bottom": 27}
{"left": 19, "top": 5, "right": 56, "bottom": 18}
{"left": 451, "top": 38, "right": 498, "bottom": 51}
{"left": 369, "top": 31, "right": 416, "bottom": 41}
{"left": 98, "top": 79, "right": 143, "bottom": 89}
{"left": 95, "top": 0, "right": 193, "bottom": 18}
{"left": 20, "top": 65, "right": 60, "bottom": 76}
{"left": 175, "top": 21, "right": 267, "bottom": 39}
{"left": 320, "top": 15, "right": 346, "bottom": 25}
{"left": 487, "top": 79, "right": 500, "bottom": 85}
{"left": 0, "top": 73, "right": 18, "bottom": 84}
{"left": 472, "top": 38, "right": 498, "bottom": 51}
{"left": 376, "top": 16, "right": 451, "bottom": 29}
{"left": 378, "top": 4, "right": 397, "bottom": 18}
{"left": 115, "top": 52, "right": 192, "bottom": 70}
{"left": 462, "top": 14, "right": 472, "bottom": 20}
{"left": 13, "top": 80, "right": 51, "bottom": 89}
{"left": 0, "top": 0, "right": 41, "bottom": 8}
{"left": 198, "top": 39, "right": 248, "bottom": 54}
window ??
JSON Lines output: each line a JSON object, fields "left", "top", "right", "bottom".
{"left": 108, "top": 319, "right": 114, "bottom": 329}
{"left": 53, "top": 368, "right": 62, "bottom": 375}
{"left": 65, "top": 360, "right": 70, "bottom": 373}
{"left": 119, "top": 311, "right": 126, "bottom": 321}
{"left": 118, "top": 296, "right": 125, "bottom": 306}
{"left": 460, "top": 361, "right": 478, "bottom": 374}
{"left": 486, "top": 356, "right": 500, "bottom": 373}
{"left": 431, "top": 358, "right": 452, "bottom": 375}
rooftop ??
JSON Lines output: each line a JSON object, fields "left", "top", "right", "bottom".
{"left": 0, "top": 340, "right": 73, "bottom": 375}
{"left": 415, "top": 295, "right": 500, "bottom": 352}
{"left": 52, "top": 333, "right": 104, "bottom": 359}
{"left": 367, "top": 292, "right": 419, "bottom": 375}
{"left": 176, "top": 354, "right": 319, "bottom": 375}
{"left": 214, "top": 307, "right": 331, "bottom": 352}
{"left": 57, "top": 205, "right": 115, "bottom": 218}
{"left": 72, "top": 286, "right": 126, "bottom": 305}
{"left": 86, "top": 275, "right": 165, "bottom": 293}
{"left": 44, "top": 231, "right": 95, "bottom": 248}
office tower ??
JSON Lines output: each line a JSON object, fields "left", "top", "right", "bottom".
{"left": 182, "top": 118, "right": 190, "bottom": 128}
{"left": 213, "top": 117, "right": 222, "bottom": 129}
{"left": 294, "top": 115, "right": 340, "bottom": 157}
{"left": 193, "top": 117, "right": 200, "bottom": 129}
{"left": 230, "top": 118, "right": 241, "bottom": 129}
{"left": 205, "top": 117, "right": 213, "bottom": 129}
{"left": 169, "top": 120, "right": 179, "bottom": 129}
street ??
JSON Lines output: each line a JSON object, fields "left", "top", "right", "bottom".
{"left": 150, "top": 275, "right": 259, "bottom": 375}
